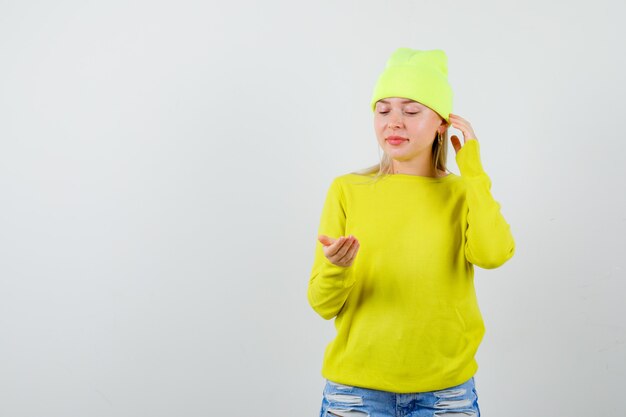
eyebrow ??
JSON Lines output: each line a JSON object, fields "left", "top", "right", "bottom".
{"left": 377, "top": 99, "right": 419, "bottom": 104}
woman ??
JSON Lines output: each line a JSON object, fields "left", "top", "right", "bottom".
{"left": 307, "top": 48, "right": 515, "bottom": 417}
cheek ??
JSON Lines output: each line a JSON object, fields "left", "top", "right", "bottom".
{"left": 407, "top": 119, "right": 431, "bottom": 133}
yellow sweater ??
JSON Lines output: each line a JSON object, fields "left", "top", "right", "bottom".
{"left": 307, "top": 139, "right": 515, "bottom": 393}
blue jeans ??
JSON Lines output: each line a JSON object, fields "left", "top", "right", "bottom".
{"left": 318, "top": 377, "right": 480, "bottom": 417}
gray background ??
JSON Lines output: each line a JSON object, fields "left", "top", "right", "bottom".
{"left": 1, "top": 0, "right": 624, "bottom": 416}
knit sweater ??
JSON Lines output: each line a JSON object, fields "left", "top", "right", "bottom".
{"left": 307, "top": 139, "right": 515, "bottom": 393}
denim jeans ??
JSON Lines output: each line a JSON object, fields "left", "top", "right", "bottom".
{"left": 318, "top": 376, "right": 480, "bottom": 417}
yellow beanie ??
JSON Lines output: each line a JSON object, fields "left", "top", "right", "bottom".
{"left": 370, "top": 48, "right": 453, "bottom": 123}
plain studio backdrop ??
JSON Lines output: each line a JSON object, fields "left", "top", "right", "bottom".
{"left": 1, "top": 1, "right": 624, "bottom": 416}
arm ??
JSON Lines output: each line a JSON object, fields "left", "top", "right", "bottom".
{"left": 307, "top": 178, "right": 357, "bottom": 320}
{"left": 456, "top": 139, "right": 516, "bottom": 269}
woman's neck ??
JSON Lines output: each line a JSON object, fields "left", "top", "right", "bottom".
{"left": 391, "top": 160, "right": 447, "bottom": 177}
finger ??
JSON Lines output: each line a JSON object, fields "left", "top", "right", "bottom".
{"left": 450, "top": 135, "right": 462, "bottom": 153}
{"left": 449, "top": 113, "right": 470, "bottom": 124}
{"left": 449, "top": 122, "right": 467, "bottom": 139}
{"left": 458, "top": 127, "right": 474, "bottom": 143}
{"left": 335, "top": 236, "right": 356, "bottom": 259}
{"left": 318, "top": 234, "right": 332, "bottom": 246}
{"left": 450, "top": 120, "right": 476, "bottom": 140}
{"left": 337, "top": 238, "right": 359, "bottom": 264}
{"left": 448, "top": 115, "right": 470, "bottom": 127}
{"left": 326, "top": 236, "right": 344, "bottom": 256}
{"left": 328, "top": 236, "right": 351, "bottom": 258}
{"left": 346, "top": 240, "right": 360, "bottom": 261}
{"left": 449, "top": 114, "right": 463, "bottom": 124}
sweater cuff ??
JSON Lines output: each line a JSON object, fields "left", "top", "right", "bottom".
{"left": 321, "top": 257, "right": 357, "bottom": 288}
{"left": 455, "top": 139, "right": 486, "bottom": 178}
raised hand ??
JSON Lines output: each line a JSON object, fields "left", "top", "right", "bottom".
{"left": 318, "top": 234, "right": 360, "bottom": 267}
{"left": 448, "top": 113, "right": 478, "bottom": 155}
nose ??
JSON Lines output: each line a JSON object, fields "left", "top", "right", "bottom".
{"left": 388, "top": 114, "right": 402, "bottom": 129}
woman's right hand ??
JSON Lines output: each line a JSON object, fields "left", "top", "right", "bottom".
{"left": 318, "top": 234, "right": 360, "bottom": 267}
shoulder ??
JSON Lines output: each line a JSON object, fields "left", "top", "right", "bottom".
{"left": 443, "top": 172, "right": 463, "bottom": 182}
{"left": 332, "top": 172, "right": 382, "bottom": 189}
{"left": 333, "top": 172, "right": 466, "bottom": 186}
{"left": 329, "top": 171, "right": 373, "bottom": 184}
{"left": 443, "top": 172, "right": 471, "bottom": 190}
{"left": 321, "top": 173, "right": 379, "bottom": 201}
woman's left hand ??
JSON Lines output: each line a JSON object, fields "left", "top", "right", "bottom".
{"left": 447, "top": 113, "right": 478, "bottom": 155}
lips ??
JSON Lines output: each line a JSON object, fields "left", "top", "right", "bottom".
{"left": 386, "top": 136, "right": 408, "bottom": 145}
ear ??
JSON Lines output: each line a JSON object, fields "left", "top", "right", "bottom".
{"left": 438, "top": 120, "right": 449, "bottom": 135}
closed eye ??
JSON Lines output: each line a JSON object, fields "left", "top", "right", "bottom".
{"left": 378, "top": 111, "right": 419, "bottom": 115}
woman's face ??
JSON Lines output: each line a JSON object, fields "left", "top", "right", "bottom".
{"left": 374, "top": 97, "right": 448, "bottom": 162}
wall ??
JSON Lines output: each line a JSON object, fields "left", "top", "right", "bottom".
{"left": 0, "top": 1, "right": 624, "bottom": 416}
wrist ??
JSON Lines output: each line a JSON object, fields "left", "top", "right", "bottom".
{"left": 456, "top": 139, "right": 486, "bottom": 178}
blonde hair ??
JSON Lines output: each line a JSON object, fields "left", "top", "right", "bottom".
{"left": 349, "top": 129, "right": 450, "bottom": 184}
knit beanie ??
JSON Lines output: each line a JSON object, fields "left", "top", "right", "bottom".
{"left": 370, "top": 48, "right": 453, "bottom": 123}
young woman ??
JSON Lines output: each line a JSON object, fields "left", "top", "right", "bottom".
{"left": 307, "top": 48, "right": 515, "bottom": 417}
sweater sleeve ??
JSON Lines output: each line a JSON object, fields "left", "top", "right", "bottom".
{"left": 456, "top": 139, "right": 516, "bottom": 269}
{"left": 307, "top": 178, "right": 357, "bottom": 320}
